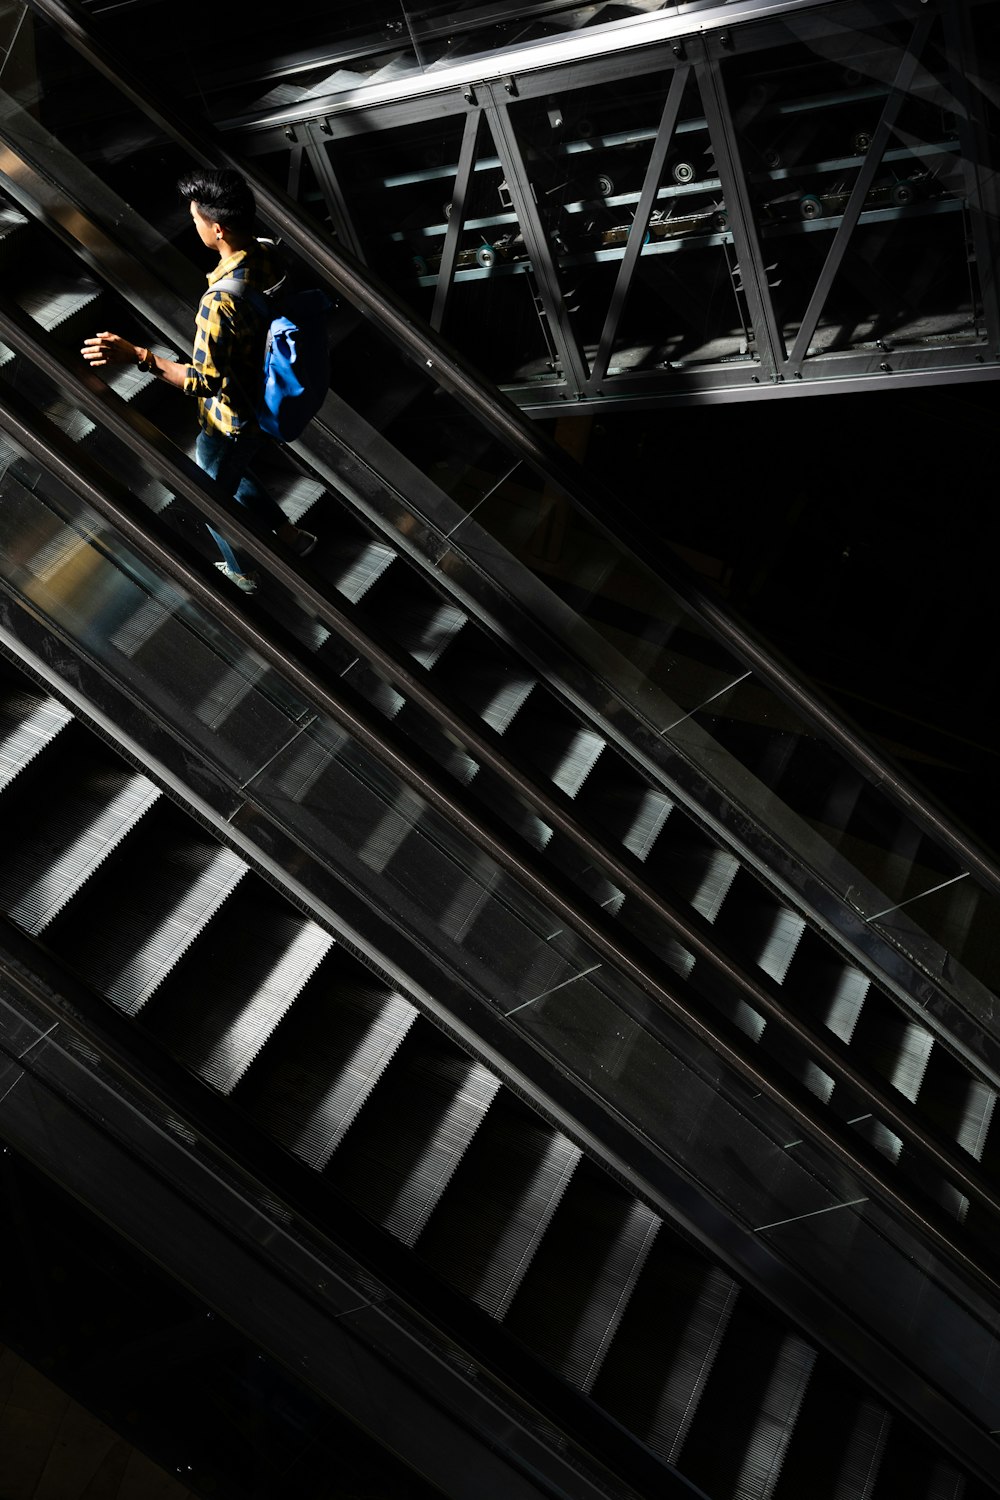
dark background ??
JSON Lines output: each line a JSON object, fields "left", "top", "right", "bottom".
{"left": 587, "top": 377, "right": 1000, "bottom": 852}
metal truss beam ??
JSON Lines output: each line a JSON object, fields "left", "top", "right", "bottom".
{"left": 300, "top": 121, "right": 368, "bottom": 264}
{"left": 432, "top": 106, "right": 482, "bottom": 333}
{"left": 588, "top": 65, "right": 691, "bottom": 392}
{"left": 481, "top": 81, "right": 591, "bottom": 395}
{"left": 695, "top": 41, "right": 786, "bottom": 379}
{"left": 783, "top": 7, "right": 936, "bottom": 371}
{"left": 513, "top": 356, "right": 1000, "bottom": 416}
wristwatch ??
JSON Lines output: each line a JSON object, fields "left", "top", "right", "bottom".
{"left": 135, "top": 346, "right": 156, "bottom": 373}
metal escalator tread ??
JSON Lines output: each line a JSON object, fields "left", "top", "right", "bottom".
{"left": 920, "top": 1047, "right": 996, "bottom": 1164}
{"left": 0, "top": 196, "right": 30, "bottom": 253}
{"left": 38, "top": 804, "right": 248, "bottom": 1015}
{"left": 773, "top": 1362, "right": 892, "bottom": 1500}
{"left": 357, "top": 570, "right": 468, "bottom": 672}
{"left": 713, "top": 868, "right": 807, "bottom": 986}
{"left": 430, "top": 638, "right": 540, "bottom": 738}
{"left": 782, "top": 928, "right": 871, "bottom": 1047}
{"left": 591, "top": 1239, "right": 740, "bottom": 1464}
{"left": 653, "top": 836, "right": 742, "bottom": 924}
{"left": 416, "top": 1092, "right": 582, "bottom": 1320}
{"left": 325, "top": 1029, "right": 501, "bottom": 1246}
{"left": 737, "top": 1331, "right": 816, "bottom": 1500}
{"left": 679, "top": 1298, "right": 816, "bottom": 1500}
{"left": 105, "top": 597, "right": 310, "bottom": 772}
{"left": 850, "top": 1000, "right": 935, "bottom": 1105}
{"left": 579, "top": 773, "right": 676, "bottom": 863}
{"left": 14, "top": 270, "right": 102, "bottom": 337}
{"left": 0, "top": 679, "right": 74, "bottom": 793}
{"left": 327, "top": 536, "right": 398, "bottom": 604}
{"left": 501, "top": 698, "right": 608, "bottom": 801}
{"left": 354, "top": 784, "right": 432, "bottom": 876}
{"left": 230, "top": 965, "right": 420, "bottom": 1171}
{"left": 0, "top": 749, "right": 160, "bottom": 935}
{"left": 500, "top": 1162, "right": 660, "bottom": 1393}
{"left": 137, "top": 884, "right": 334, "bottom": 1095}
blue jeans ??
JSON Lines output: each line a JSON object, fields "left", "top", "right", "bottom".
{"left": 195, "top": 426, "right": 287, "bottom": 574}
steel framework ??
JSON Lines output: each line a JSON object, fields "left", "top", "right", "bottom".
{"left": 229, "top": 0, "right": 1000, "bottom": 411}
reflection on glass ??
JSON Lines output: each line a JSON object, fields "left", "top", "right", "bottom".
{"left": 200, "top": 1, "right": 687, "bottom": 123}
{"left": 727, "top": 8, "right": 982, "bottom": 362}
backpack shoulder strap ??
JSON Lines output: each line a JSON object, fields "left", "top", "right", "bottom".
{"left": 212, "top": 277, "right": 272, "bottom": 321}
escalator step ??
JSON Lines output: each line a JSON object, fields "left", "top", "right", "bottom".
{"left": 620, "top": 787, "right": 676, "bottom": 863}
{"left": 734, "top": 1332, "right": 816, "bottom": 1500}
{"left": 0, "top": 763, "right": 160, "bottom": 934}
{"left": 417, "top": 1098, "right": 582, "bottom": 1319}
{"left": 43, "top": 826, "right": 248, "bottom": 1016}
{"left": 713, "top": 868, "right": 806, "bottom": 984}
{"left": 15, "top": 271, "right": 102, "bottom": 339}
{"left": 591, "top": 1238, "right": 740, "bottom": 1465}
{"left": 232, "top": 971, "right": 419, "bottom": 1171}
{"left": 782, "top": 930, "right": 870, "bottom": 1045}
{"left": 0, "top": 200, "right": 30, "bottom": 270}
{"left": 139, "top": 889, "right": 334, "bottom": 1095}
{"left": 671, "top": 843, "right": 742, "bottom": 923}
{"left": 772, "top": 1362, "right": 890, "bottom": 1500}
{"left": 327, "top": 1035, "right": 501, "bottom": 1245}
{"left": 853, "top": 1005, "right": 935, "bottom": 1104}
{"left": 327, "top": 538, "right": 397, "bottom": 604}
{"left": 0, "top": 687, "right": 73, "bottom": 792}
{"left": 449, "top": 663, "right": 538, "bottom": 736}
{"left": 363, "top": 580, "right": 468, "bottom": 672}
{"left": 679, "top": 1299, "right": 816, "bottom": 1500}
{"left": 503, "top": 1165, "right": 660, "bottom": 1392}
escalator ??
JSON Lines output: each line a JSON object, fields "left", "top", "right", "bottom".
{"left": 1, "top": 0, "right": 1000, "bottom": 1492}
{"left": 0, "top": 606, "right": 996, "bottom": 1500}
{"left": 4, "top": 0, "right": 1000, "bottom": 1252}
{"left": 0, "top": 235, "right": 997, "bottom": 1500}
{"left": 3, "top": 134, "right": 1000, "bottom": 1313}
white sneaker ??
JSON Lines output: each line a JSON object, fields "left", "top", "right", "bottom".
{"left": 214, "top": 561, "right": 259, "bottom": 594}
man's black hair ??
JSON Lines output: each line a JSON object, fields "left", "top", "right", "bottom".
{"left": 178, "top": 168, "right": 257, "bottom": 236}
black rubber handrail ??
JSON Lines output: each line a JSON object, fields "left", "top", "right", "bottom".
{"left": 23, "top": 0, "right": 1000, "bottom": 920}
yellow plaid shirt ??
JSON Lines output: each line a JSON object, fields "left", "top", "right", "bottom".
{"left": 182, "top": 243, "right": 280, "bottom": 436}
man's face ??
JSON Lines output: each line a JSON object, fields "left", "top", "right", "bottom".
{"left": 190, "top": 201, "right": 221, "bottom": 248}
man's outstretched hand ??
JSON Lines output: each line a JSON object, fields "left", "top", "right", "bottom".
{"left": 81, "top": 332, "right": 137, "bottom": 368}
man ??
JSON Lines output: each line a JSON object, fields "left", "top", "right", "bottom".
{"left": 81, "top": 168, "right": 316, "bottom": 594}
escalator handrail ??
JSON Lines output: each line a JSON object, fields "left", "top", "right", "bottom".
{"left": 3, "top": 360, "right": 1000, "bottom": 1320}
{"left": 21, "top": 0, "right": 1000, "bottom": 922}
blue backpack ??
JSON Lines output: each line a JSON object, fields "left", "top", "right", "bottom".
{"left": 214, "top": 276, "right": 331, "bottom": 443}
